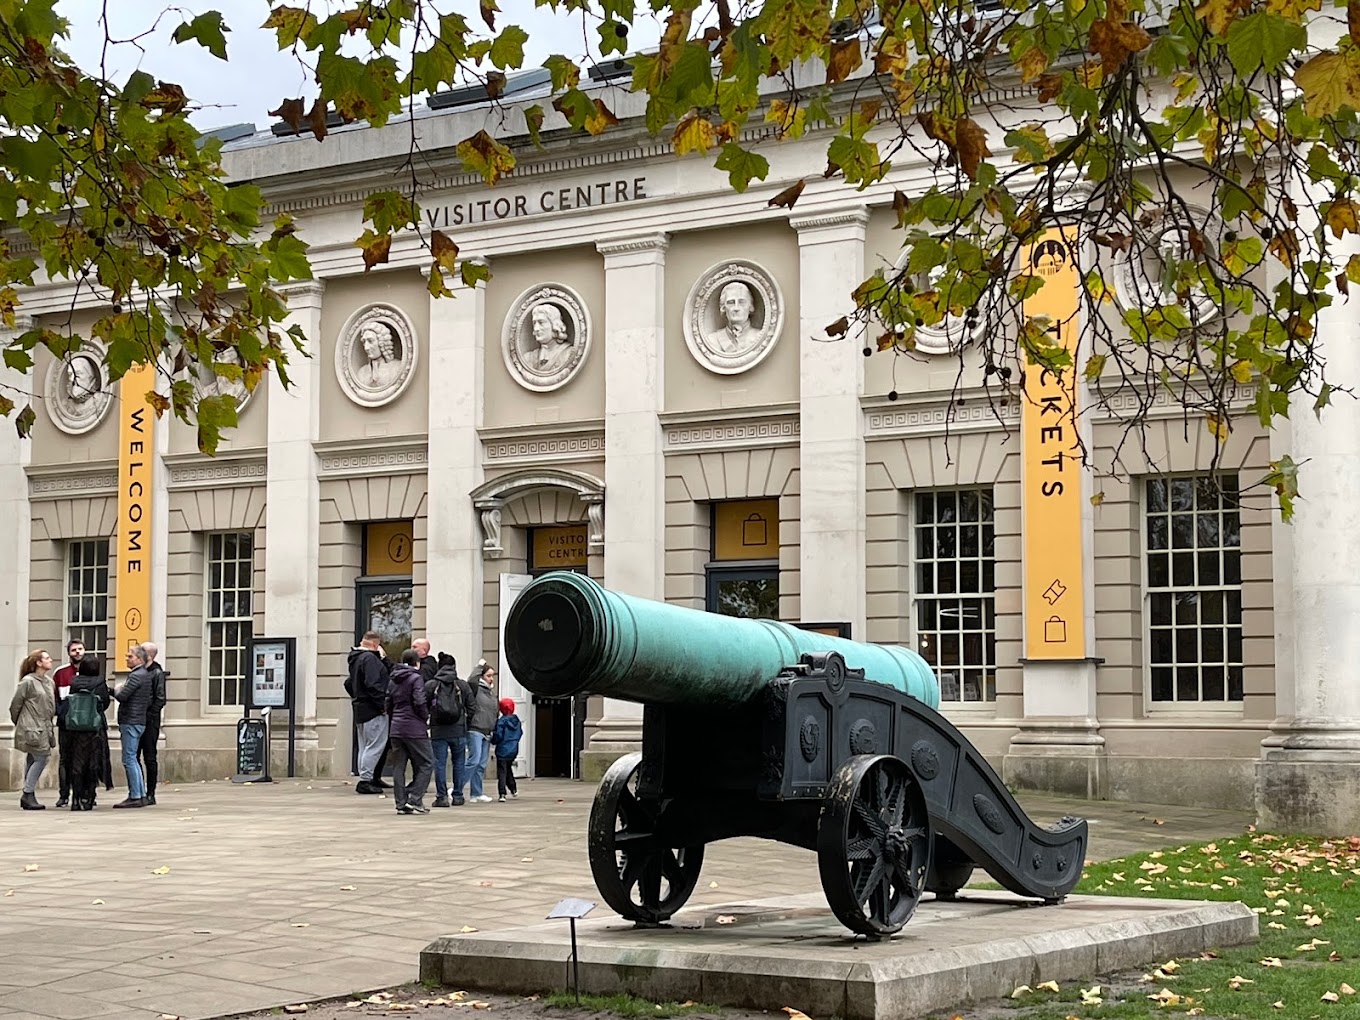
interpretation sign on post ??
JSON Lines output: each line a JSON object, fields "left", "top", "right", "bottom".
{"left": 1021, "top": 228, "right": 1086, "bottom": 660}
{"left": 247, "top": 636, "right": 297, "bottom": 777}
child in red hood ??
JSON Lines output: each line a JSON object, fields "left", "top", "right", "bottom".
{"left": 490, "top": 698, "right": 522, "bottom": 802}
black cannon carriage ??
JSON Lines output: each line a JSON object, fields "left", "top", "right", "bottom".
{"left": 505, "top": 572, "right": 1087, "bottom": 938}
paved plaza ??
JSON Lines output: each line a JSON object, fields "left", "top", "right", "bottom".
{"left": 1, "top": 778, "right": 1253, "bottom": 1020}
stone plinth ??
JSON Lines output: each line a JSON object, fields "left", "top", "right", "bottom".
{"left": 420, "top": 892, "right": 1256, "bottom": 1020}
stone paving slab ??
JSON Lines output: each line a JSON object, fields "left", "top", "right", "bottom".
{"left": 2, "top": 777, "right": 1252, "bottom": 1020}
{"left": 420, "top": 892, "right": 1259, "bottom": 1020}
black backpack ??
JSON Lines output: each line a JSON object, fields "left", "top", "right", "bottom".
{"left": 432, "top": 678, "right": 464, "bottom": 725}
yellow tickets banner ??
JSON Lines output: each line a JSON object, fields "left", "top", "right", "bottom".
{"left": 116, "top": 362, "right": 155, "bottom": 662}
{"left": 1022, "top": 229, "right": 1085, "bottom": 659}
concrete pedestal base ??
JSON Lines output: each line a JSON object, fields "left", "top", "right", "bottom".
{"left": 580, "top": 748, "right": 633, "bottom": 782}
{"left": 420, "top": 891, "right": 1256, "bottom": 1020}
{"left": 1256, "top": 755, "right": 1360, "bottom": 833}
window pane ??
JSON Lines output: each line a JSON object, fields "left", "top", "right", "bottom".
{"left": 1144, "top": 475, "right": 1243, "bottom": 703}
{"left": 205, "top": 532, "right": 254, "bottom": 707}
{"left": 914, "top": 489, "right": 996, "bottom": 702}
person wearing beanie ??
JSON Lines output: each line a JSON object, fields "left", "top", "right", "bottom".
{"left": 490, "top": 697, "right": 522, "bottom": 802}
{"left": 464, "top": 661, "right": 499, "bottom": 803}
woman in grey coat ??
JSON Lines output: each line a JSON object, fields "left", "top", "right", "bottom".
{"left": 10, "top": 649, "right": 56, "bottom": 810}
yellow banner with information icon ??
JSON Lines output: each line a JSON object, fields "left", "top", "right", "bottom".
{"left": 1021, "top": 229, "right": 1086, "bottom": 660}
{"left": 115, "top": 362, "right": 155, "bottom": 661}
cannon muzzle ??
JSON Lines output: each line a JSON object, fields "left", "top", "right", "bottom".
{"left": 503, "top": 571, "right": 939, "bottom": 708}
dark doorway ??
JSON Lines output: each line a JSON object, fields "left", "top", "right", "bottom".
{"left": 350, "top": 578, "right": 413, "bottom": 775}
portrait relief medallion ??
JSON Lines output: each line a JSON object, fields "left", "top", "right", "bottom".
{"left": 44, "top": 341, "right": 114, "bottom": 436}
{"left": 502, "top": 284, "right": 591, "bottom": 393}
{"left": 334, "top": 303, "right": 420, "bottom": 407}
{"left": 684, "top": 260, "right": 784, "bottom": 375}
{"left": 193, "top": 348, "right": 254, "bottom": 413}
{"left": 1112, "top": 204, "right": 1224, "bottom": 326}
{"left": 893, "top": 244, "right": 991, "bottom": 356}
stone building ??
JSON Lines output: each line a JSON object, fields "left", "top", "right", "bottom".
{"left": 1, "top": 60, "right": 1355, "bottom": 831}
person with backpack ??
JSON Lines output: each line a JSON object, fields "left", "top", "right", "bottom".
{"left": 63, "top": 653, "right": 111, "bottom": 811}
{"left": 426, "top": 652, "right": 475, "bottom": 808}
{"left": 490, "top": 698, "right": 523, "bottom": 803}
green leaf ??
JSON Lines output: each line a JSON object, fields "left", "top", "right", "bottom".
{"left": 268, "top": 234, "right": 312, "bottom": 281}
{"left": 1225, "top": 13, "right": 1305, "bottom": 75}
{"left": 714, "top": 143, "right": 770, "bottom": 192}
{"left": 3, "top": 348, "right": 34, "bottom": 371}
{"left": 172, "top": 11, "right": 230, "bottom": 61}
{"left": 262, "top": 6, "right": 317, "bottom": 49}
{"left": 489, "top": 25, "right": 529, "bottom": 69}
{"left": 460, "top": 261, "right": 492, "bottom": 288}
{"left": 523, "top": 104, "right": 545, "bottom": 147}
{"left": 14, "top": 404, "right": 35, "bottom": 438}
{"left": 1263, "top": 455, "right": 1301, "bottom": 521}
{"left": 543, "top": 54, "right": 581, "bottom": 91}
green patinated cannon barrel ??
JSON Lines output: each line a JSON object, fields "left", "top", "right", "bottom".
{"left": 503, "top": 571, "right": 940, "bottom": 709}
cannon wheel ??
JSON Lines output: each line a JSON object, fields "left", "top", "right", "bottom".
{"left": 588, "top": 752, "right": 705, "bottom": 925}
{"left": 817, "top": 754, "right": 932, "bottom": 938}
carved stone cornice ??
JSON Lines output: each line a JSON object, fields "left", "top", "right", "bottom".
{"left": 165, "top": 453, "right": 267, "bottom": 491}
{"left": 596, "top": 234, "right": 670, "bottom": 258}
{"left": 278, "top": 280, "right": 327, "bottom": 308}
{"left": 661, "top": 405, "right": 801, "bottom": 453}
{"left": 315, "top": 439, "right": 428, "bottom": 479}
{"left": 788, "top": 209, "right": 871, "bottom": 232}
{"left": 863, "top": 391, "right": 1019, "bottom": 438}
{"left": 481, "top": 422, "right": 605, "bottom": 465}
{"left": 1091, "top": 383, "right": 1257, "bottom": 421}
{"left": 26, "top": 462, "right": 119, "bottom": 499}
{"left": 469, "top": 467, "right": 605, "bottom": 559}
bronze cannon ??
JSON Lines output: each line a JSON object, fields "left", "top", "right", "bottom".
{"left": 505, "top": 571, "right": 1087, "bottom": 938}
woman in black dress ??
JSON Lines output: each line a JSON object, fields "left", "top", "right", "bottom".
{"left": 66, "top": 653, "right": 111, "bottom": 810}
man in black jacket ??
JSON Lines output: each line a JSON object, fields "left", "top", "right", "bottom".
{"left": 347, "top": 632, "right": 391, "bottom": 794}
{"left": 138, "top": 642, "right": 169, "bottom": 806}
{"left": 112, "top": 645, "right": 155, "bottom": 808}
{"left": 426, "top": 654, "right": 475, "bottom": 807}
{"left": 412, "top": 638, "right": 439, "bottom": 684}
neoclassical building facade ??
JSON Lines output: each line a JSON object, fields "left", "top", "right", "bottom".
{"left": 1, "top": 62, "right": 1355, "bottom": 831}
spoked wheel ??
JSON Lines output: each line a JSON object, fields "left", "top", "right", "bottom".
{"left": 587, "top": 752, "right": 705, "bottom": 925}
{"left": 817, "top": 754, "right": 932, "bottom": 937}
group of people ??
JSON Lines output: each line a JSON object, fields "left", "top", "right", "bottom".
{"left": 10, "top": 639, "right": 168, "bottom": 810}
{"left": 347, "top": 635, "right": 522, "bottom": 814}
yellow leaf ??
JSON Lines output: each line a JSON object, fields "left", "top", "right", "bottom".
{"left": 22, "top": 864, "right": 38, "bottom": 872}
{"left": 1230, "top": 361, "right": 1253, "bottom": 384}
{"left": 1341, "top": 984, "right": 1357, "bottom": 995}
{"left": 1037, "top": 981, "right": 1061, "bottom": 993}
{"left": 1161, "top": 960, "right": 1181, "bottom": 973}
{"left": 1196, "top": 0, "right": 1245, "bottom": 34}
{"left": 584, "top": 99, "right": 619, "bottom": 136}
{"left": 826, "top": 37, "right": 863, "bottom": 85}
{"left": 151, "top": 866, "right": 171, "bottom": 876}
{"left": 1294, "top": 52, "right": 1360, "bottom": 118}
{"left": 1325, "top": 199, "right": 1360, "bottom": 238}
{"left": 1322, "top": 991, "right": 1340, "bottom": 1002}
{"left": 1011, "top": 985, "right": 1033, "bottom": 998}
{"left": 1018, "top": 46, "right": 1049, "bottom": 83}
{"left": 460, "top": 926, "right": 479, "bottom": 933}
{"left": 1261, "top": 957, "right": 1284, "bottom": 967}
{"left": 92, "top": 899, "right": 105, "bottom": 906}
{"left": 1228, "top": 976, "right": 1255, "bottom": 990}
{"left": 1267, "top": 0, "right": 1321, "bottom": 17}
{"left": 673, "top": 115, "right": 716, "bottom": 157}
{"left": 1307, "top": 914, "right": 1325, "bottom": 926}
{"left": 1273, "top": 1002, "right": 1285, "bottom": 1009}
{"left": 782, "top": 1010, "right": 812, "bottom": 1020}
{"left": 1206, "top": 413, "right": 1229, "bottom": 444}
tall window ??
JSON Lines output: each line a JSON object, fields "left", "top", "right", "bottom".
{"left": 1145, "top": 476, "right": 1243, "bottom": 702}
{"left": 914, "top": 489, "right": 996, "bottom": 702}
{"left": 206, "top": 532, "right": 254, "bottom": 707}
{"left": 65, "top": 539, "right": 110, "bottom": 654}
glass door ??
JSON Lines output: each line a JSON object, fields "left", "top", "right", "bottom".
{"left": 350, "top": 578, "right": 413, "bottom": 775}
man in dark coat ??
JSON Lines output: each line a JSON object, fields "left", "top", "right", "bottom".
{"left": 412, "top": 638, "right": 439, "bottom": 683}
{"left": 138, "top": 642, "right": 169, "bottom": 805}
{"left": 112, "top": 645, "right": 155, "bottom": 808}
{"left": 346, "top": 631, "right": 391, "bottom": 794}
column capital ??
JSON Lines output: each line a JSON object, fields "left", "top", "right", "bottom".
{"left": 1, "top": 313, "right": 35, "bottom": 336}
{"left": 596, "top": 233, "right": 669, "bottom": 265}
{"left": 278, "top": 280, "right": 327, "bottom": 308}
{"left": 790, "top": 208, "right": 870, "bottom": 244}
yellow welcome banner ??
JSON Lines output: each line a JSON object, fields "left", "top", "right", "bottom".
{"left": 115, "top": 361, "right": 155, "bottom": 662}
{"left": 1021, "top": 229, "right": 1085, "bottom": 660}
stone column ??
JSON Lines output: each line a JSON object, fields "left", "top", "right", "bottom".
{"left": 586, "top": 234, "right": 669, "bottom": 779}
{"left": 425, "top": 267, "right": 486, "bottom": 662}
{"left": 263, "top": 281, "right": 325, "bottom": 767}
{"left": 0, "top": 316, "right": 33, "bottom": 785}
{"left": 1257, "top": 209, "right": 1360, "bottom": 832}
{"left": 791, "top": 211, "right": 869, "bottom": 635}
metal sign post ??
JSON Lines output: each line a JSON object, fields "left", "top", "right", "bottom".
{"left": 246, "top": 637, "right": 297, "bottom": 777}
{"left": 546, "top": 898, "right": 595, "bottom": 1003}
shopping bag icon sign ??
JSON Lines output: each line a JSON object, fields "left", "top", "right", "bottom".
{"left": 742, "top": 514, "right": 768, "bottom": 547}
{"left": 1043, "top": 616, "right": 1067, "bottom": 643}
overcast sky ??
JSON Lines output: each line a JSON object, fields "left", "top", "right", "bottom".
{"left": 56, "top": 1, "right": 664, "bottom": 131}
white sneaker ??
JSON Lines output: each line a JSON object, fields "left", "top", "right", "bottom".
{"left": 476, "top": 795, "right": 493, "bottom": 803}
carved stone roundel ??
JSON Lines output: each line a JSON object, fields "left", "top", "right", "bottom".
{"left": 684, "top": 260, "right": 784, "bottom": 375}
{"left": 194, "top": 348, "right": 254, "bottom": 414}
{"left": 44, "top": 342, "right": 114, "bottom": 436}
{"left": 334, "top": 303, "right": 419, "bottom": 408}
{"left": 1112, "top": 204, "right": 1224, "bottom": 326}
{"left": 502, "top": 284, "right": 591, "bottom": 393}
{"left": 893, "top": 243, "right": 989, "bottom": 356}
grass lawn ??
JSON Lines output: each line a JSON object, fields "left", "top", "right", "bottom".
{"left": 949, "top": 831, "right": 1360, "bottom": 1020}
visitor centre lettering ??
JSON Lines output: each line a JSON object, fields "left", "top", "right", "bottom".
{"left": 423, "top": 177, "right": 649, "bottom": 229}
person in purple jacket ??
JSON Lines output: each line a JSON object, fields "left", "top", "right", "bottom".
{"left": 386, "top": 649, "right": 435, "bottom": 815}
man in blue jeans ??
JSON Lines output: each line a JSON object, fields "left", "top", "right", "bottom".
{"left": 111, "top": 645, "right": 154, "bottom": 808}
{"left": 425, "top": 654, "right": 474, "bottom": 807}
